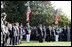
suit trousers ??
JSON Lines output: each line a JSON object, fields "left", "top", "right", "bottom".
{"left": 39, "top": 35, "right": 43, "bottom": 43}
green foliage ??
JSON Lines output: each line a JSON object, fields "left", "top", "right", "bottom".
{"left": 1, "top": 1, "right": 27, "bottom": 25}
{"left": 59, "top": 12, "right": 71, "bottom": 27}
{"left": 1, "top": 1, "right": 70, "bottom": 27}
{"left": 29, "top": 1, "right": 54, "bottom": 26}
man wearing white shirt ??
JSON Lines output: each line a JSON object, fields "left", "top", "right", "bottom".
{"left": 26, "top": 23, "right": 31, "bottom": 42}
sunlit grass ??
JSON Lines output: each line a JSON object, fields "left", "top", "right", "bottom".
{"left": 16, "top": 40, "right": 71, "bottom": 46}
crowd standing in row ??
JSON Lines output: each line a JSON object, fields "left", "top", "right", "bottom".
{"left": 1, "top": 20, "right": 71, "bottom": 46}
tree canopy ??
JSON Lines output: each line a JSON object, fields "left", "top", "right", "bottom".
{"left": 1, "top": 1, "right": 71, "bottom": 27}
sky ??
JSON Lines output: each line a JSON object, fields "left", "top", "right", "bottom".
{"left": 51, "top": 1, "right": 71, "bottom": 20}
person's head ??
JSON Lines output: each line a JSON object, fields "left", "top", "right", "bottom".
{"left": 1, "top": 13, "right": 7, "bottom": 21}
{"left": 1, "top": 13, "right": 5, "bottom": 19}
{"left": 67, "top": 26, "right": 70, "bottom": 29}
{"left": 5, "top": 22, "right": 8, "bottom": 27}
{"left": 26, "top": 23, "right": 29, "bottom": 26}
{"left": 8, "top": 23, "right": 12, "bottom": 28}
{"left": 43, "top": 25, "right": 45, "bottom": 27}
{"left": 52, "top": 27, "right": 54, "bottom": 30}
{"left": 20, "top": 23, "right": 23, "bottom": 26}
{"left": 12, "top": 23, "right": 14, "bottom": 26}
{"left": 17, "top": 22, "right": 19, "bottom": 26}
{"left": 34, "top": 26, "right": 36, "bottom": 29}
{"left": 14, "top": 23, "right": 16, "bottom": 26}
{"left": 63, "top": 26, "right": 66, "bottom": 29}
{"left": 39, "top": 24, "right": 42, "bottom": 27}
{"left": 49, "top": 25, "right": 51, "bottom": 28}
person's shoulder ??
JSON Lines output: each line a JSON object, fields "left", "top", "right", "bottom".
{"left": 37, "top": 27, "right": 39, "bottom": 29}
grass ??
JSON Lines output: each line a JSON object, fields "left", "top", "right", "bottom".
{"left": 16, "top": 40, "right": 71, "bottom": 46}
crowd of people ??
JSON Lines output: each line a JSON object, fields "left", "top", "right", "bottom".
{"left": 1, "top": 13, "right": 71, "bottom": 46}
{"left": 30, "top": 25, "right": 71, "bottom": 42}
{"left": 1, "top": 20, "right": 71, "bottom": 46}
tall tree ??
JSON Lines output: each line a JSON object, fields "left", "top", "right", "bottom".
{"left": 29, "top": 1, "right": 55, "bottom": 26}
{"left": 1, "top": 1, "right": 27, "bottom": 25}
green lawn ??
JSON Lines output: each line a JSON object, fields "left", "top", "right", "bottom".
{"left": 16, "top": 40, "right": 71, "bottom": 46}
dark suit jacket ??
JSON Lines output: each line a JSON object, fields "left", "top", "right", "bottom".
{"left": 55, "top": 29, "right": 58, "bottom": 35}
{"left": 62, "top": 28, "right": 67, "bottom": 35}
{"left": 12, "top": 26, "right": 14, "bottom": 37}
{"left": 25, "top": 28, "right": 29, "bottom": 34}
{"left": 46, "top": 28, "right": 50, "bottom": 36}
{"left": 8, "top": 29, "right": 12, "bottom": 38}
{"left": 37, "top": 27, "right": 43, "bottom": 36}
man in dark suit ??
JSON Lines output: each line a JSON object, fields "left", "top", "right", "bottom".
{"left": 34, "top": 27, "right": 37, "bottom": 40}
{"left": 51, "top": 27, "right": 55, "bottom": 41}
{"left": 8, "top": 23, "right": 13, "bottom": 45}
{"left": 30, "top": 27, "right": 34, "bottom": 40}
{"left": 37, "top": 24, "right": 43, "bottom": 43}
{"left": 46, "top": 26, "right": 50, "bottom": 42}
{"left": 12, "top": 24, "right": 16, "bottom": 45}
{"left": 30, "top": 27, "right": 37, "bottom": 40}
{"left": 58, "top": 27, "right": 62, "bottom": 41}
{"left": 42, "top": 25, "right": 46, "bottom": 42}
{"left": 12, "top": 23, "right": 18, "bottom": 45}
{"left": 66, "top": 26, "right": 70, "bottom": 41}
{"left": 61, "top": 26, "right": 68, "bottom": 41}
{"left": 15, "top": 23, "right": 19, "bottom": 45}
{"left": 35, "top": 26, "right": 39, "bottom": 40}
